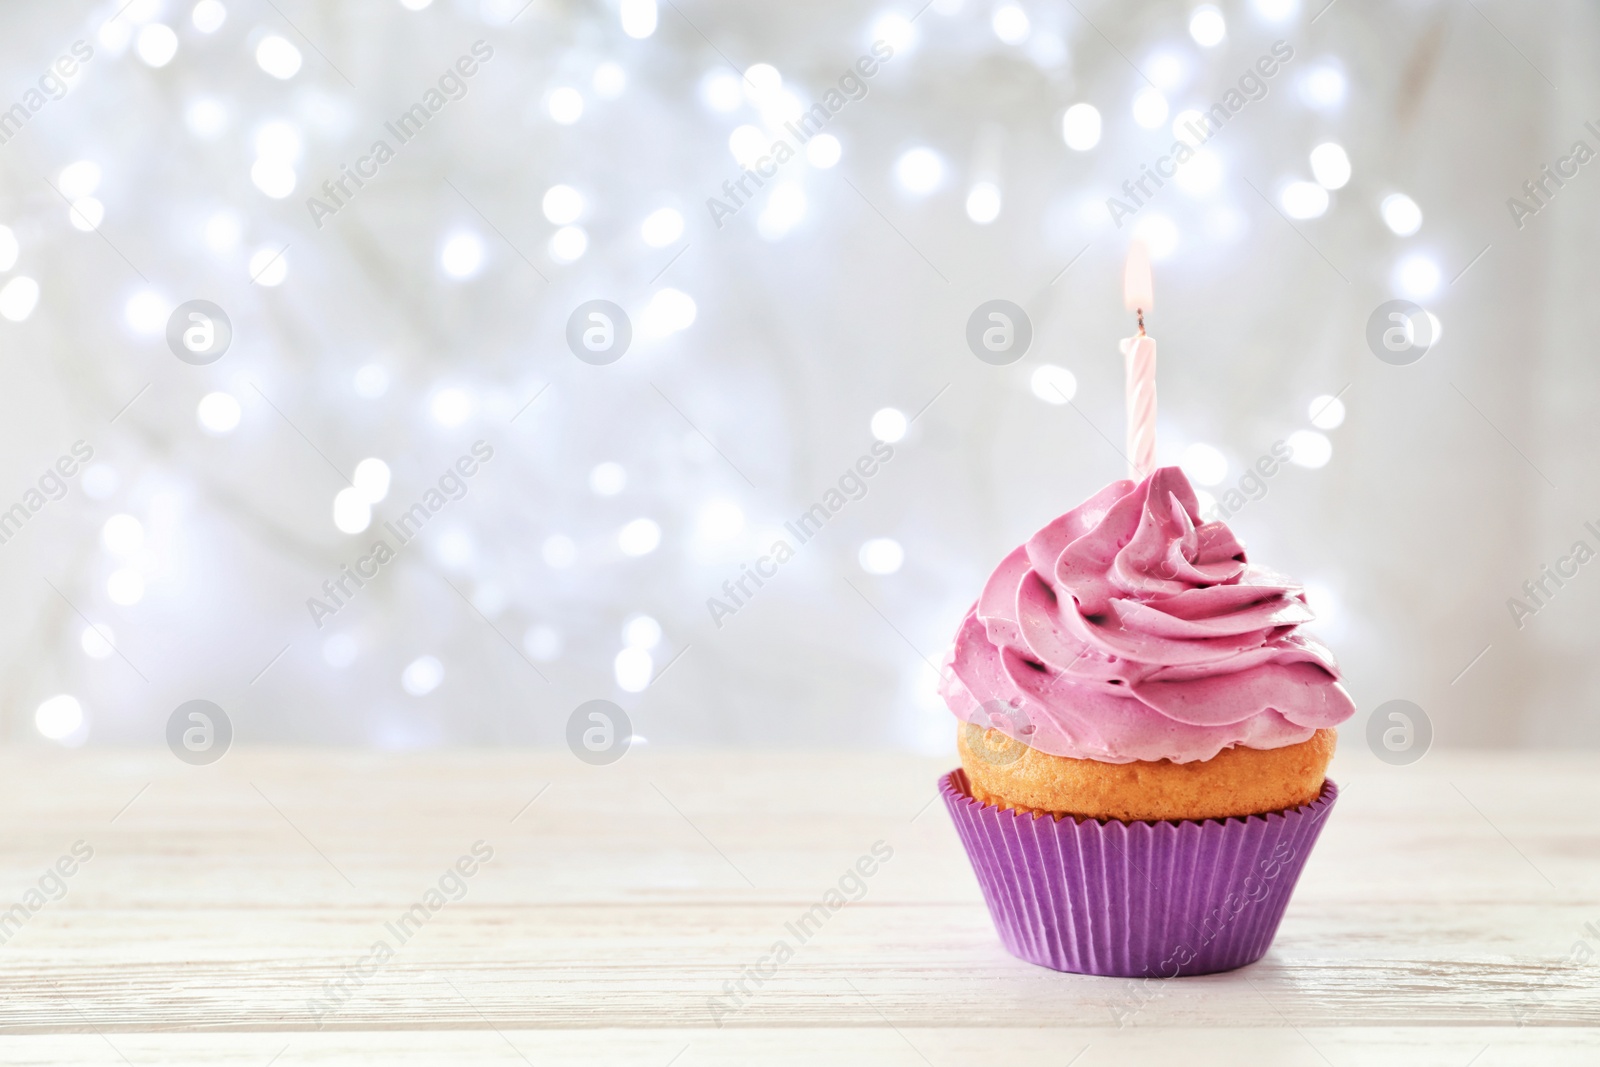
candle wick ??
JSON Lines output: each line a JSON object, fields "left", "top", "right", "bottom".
{"left": 1136, "top": 308, "right": 1145, "bottom": 336}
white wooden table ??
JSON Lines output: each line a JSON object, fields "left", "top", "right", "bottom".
{"left": 0, "top": 746, "right": 1594, "bottom": 1064}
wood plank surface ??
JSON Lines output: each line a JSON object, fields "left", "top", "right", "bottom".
{"left": 0, "top": 746, "right": 1594, "bottom": 1064}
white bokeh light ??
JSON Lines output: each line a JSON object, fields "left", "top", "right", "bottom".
{"left": 871, "top": 407, "right": 908, "bottom": 443}
{"left": 757, "top": 183, "right": 806, "bottom": 240}
{"left": 524, "top": 624, "right": 562, "bottom": 661}
{"left": 36, "top": 695, "right": 84, "bottom": 741}
{"left": 102, "top": 514, "right": 144, "bottom": 556}
{"left": 614, "top": 647, "right": 653, "bottom": 692}
{"left": 107, "top": 568, "right": 145, "bottom": 606}
{"left": 641, "top": 207, "right": 684, "bottom": 247}
{"left": 99, "top": 19, "right": 131, "bottom": 55}
{"left": 1029, "top": 364, "right": 1077, "bottom": 404}
{"left": 806, "top": 133, "right": 842, "bottom": 168}
{"left": 1189, "top": 6, "right": 1226, "bottom": 47}
{"left": 250, "top": 159, "right": 296, "bottom": 199}
{"left": 1303, "top": 581, "right": 1339, "bottom": 636}
{"left": 1394, "top": 254, "right": 1441, "bottom": 298}
{"left": 81, "top": 624, "right": 116, "bottom": 660}
{"left": 333, "top": 487, "right": 372, "bottom": 534}
{"left": 436, "top": 528, "right": 473, "bottom": 571}
{"left": 136, "top": 24, "right": 179, "bottom": 67}
{"left": 992, "top": 4, "right": 1030, "bottom": 44}
{"left": 1309, "top": 394, "right": 1347, "bottom": 429}
{"left": 1132, "top": 214, "right": 1178, "bottom": 259}
{"left": 1174, "top": 150, "right": 1222, "bottom": 196}
{"left": 965, "top": 181, "right": 1002, "bottom": 224}
{"left": 83, "top": 465, "right": 118, "bottom": 500}
{"left": 401, "top": 655, "right": 444, "bottom": 696}
{"left": 547, "top": 87, "right": 584, "bottom": 124}
{"left": 1382, "top": 193, "right": 1423, "bottom": 236}
{"left": 729, "top": 125, "right": 767, "bottom": 166}
{"left": 256, "top": 35, "right": 302, "bottom": 79}
{"left": 197, "top": 391, "right": 242, "bottom": 434}
{"left": 193, "top": 0, "right": 227, "bottom": 32}
{"left": 549, "top": 225, "right": 588, "bottom": 262}
{"left": 185, "top": 98, "right": 229, "bottom": 138}
{"left": 125, "top": 291, "right": 168, "bottom": 333}
{"left": 541, "top": 184, "right": 584, "bottom": 224}
{"left": 1300, "top": 65, "right": 1346, "bottom": 109}
{"left": 894, "top": 147, "right": 944, "bottom": 195}
{"left": 1281, "top": 181, "right": 1330, "bottom": 219}
{"left": 590, "top": 462, "right": 627, "bottom": 495}
{"left": 1145, "top": 52, "right": 1186, "bottom": 90}
{"left": 254, "top": 121, "right": 301, "bottom": 162}
{"left": 1172, "top": 108, "right": 1207, "bottom": 146}
{"left": 701, "top": 72, "right": 742, "bottom": 112}
{"left": 1309, "top": 142, "right": 1351, "bottom": 189}
{"left": 696, "top": 499, "right": 745, "bottom": 541}
{"left": 1132, "top": 89, "right": 1169, "bottom": 129}
{"left": 761, "top": 89, "right": 805, "bottom": 125}
{"left": 619, "top": 518, "right": 662, "bottom": 556}
{"left": 1253, "top": 0, "right": 1298, "bottom": 19}
{"left": 353, "top": 458, "right": 391, "bottom": 502}
{"left": 0, "top": 277, "right": 40, "bottom": 322}
{"left": 620, "top": 0, "right": 658, "bottom": 38}
{"left": 624, "top": 615, "right": 662, "bottom": 650}
{"left": 440, "top": 232, "right": 485, "bottom": 278}
{"left": 859, "top": 538, "right": 904, "bottom": 575}
{"left": 1182, "top": 443, "right": 1229, "bottom": 486}
{"left": 593, "top": 61, "right": 627, "bottom": 99}
{"left": 323, "top": 633, "right": 358, "bottom": 668}
{"left": 1287, "top": 429, "right": 1333, "bottom": 469}
{"left": 639, "top": 288, "right": 697, "bottom": 337}
{"left": 430, "top": 387, "right": 473, "bottom": 426}
{"left": 1062, "top": 103, "right": 1101, "bottom": 150}
{"left": 248, "top": 246, "right": 288, "bottom": 286}
{"left": 873, "top": 13, "right": 917, "bottom": 52}
{"left": 743, "top": 63, "right": 782, "bottom": 103}
{"left": 204, "top": 211, "right": 240, "bottom": 252}
{"left": 60, "top": 161, "right": 101, "bottom": 199}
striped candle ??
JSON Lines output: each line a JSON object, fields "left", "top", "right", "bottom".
{"left": 1121, "top": 242, "right": 1156, "bottom": 480}
{"left": 1120, "top": 334, "right": 1157, "bottom": 480}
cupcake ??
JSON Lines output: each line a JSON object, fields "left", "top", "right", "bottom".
{"left": 939, "top": 466, "right": 1355, "bottom": 977}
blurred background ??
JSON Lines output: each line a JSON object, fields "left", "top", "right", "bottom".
{"left": 0, "top": 0, "right": 1592, "bottom": 752}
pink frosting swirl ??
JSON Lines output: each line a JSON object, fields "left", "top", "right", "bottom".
{"left": 940, "top": 466, "right": 1356, "bottom": 764}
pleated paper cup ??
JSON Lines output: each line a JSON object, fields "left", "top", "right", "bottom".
{"left": 941, "top": 769, "right": 1338, "bottom": 977}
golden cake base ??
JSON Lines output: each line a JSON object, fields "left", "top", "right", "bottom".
{"left": 957, "top": 722, "right": 1336, "bottom": 822}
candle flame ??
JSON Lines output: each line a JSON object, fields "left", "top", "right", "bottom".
{"left": 1123, "top": 240, "right": 1153, "bottom": 315}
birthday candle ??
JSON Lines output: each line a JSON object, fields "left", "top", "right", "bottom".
{"left": 1120, "top": 241, "right": 1157, "bottom": 481}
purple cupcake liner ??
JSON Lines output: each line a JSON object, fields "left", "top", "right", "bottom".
{"left": 941, "top": 769, "right": 1338, "bottom": 977}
